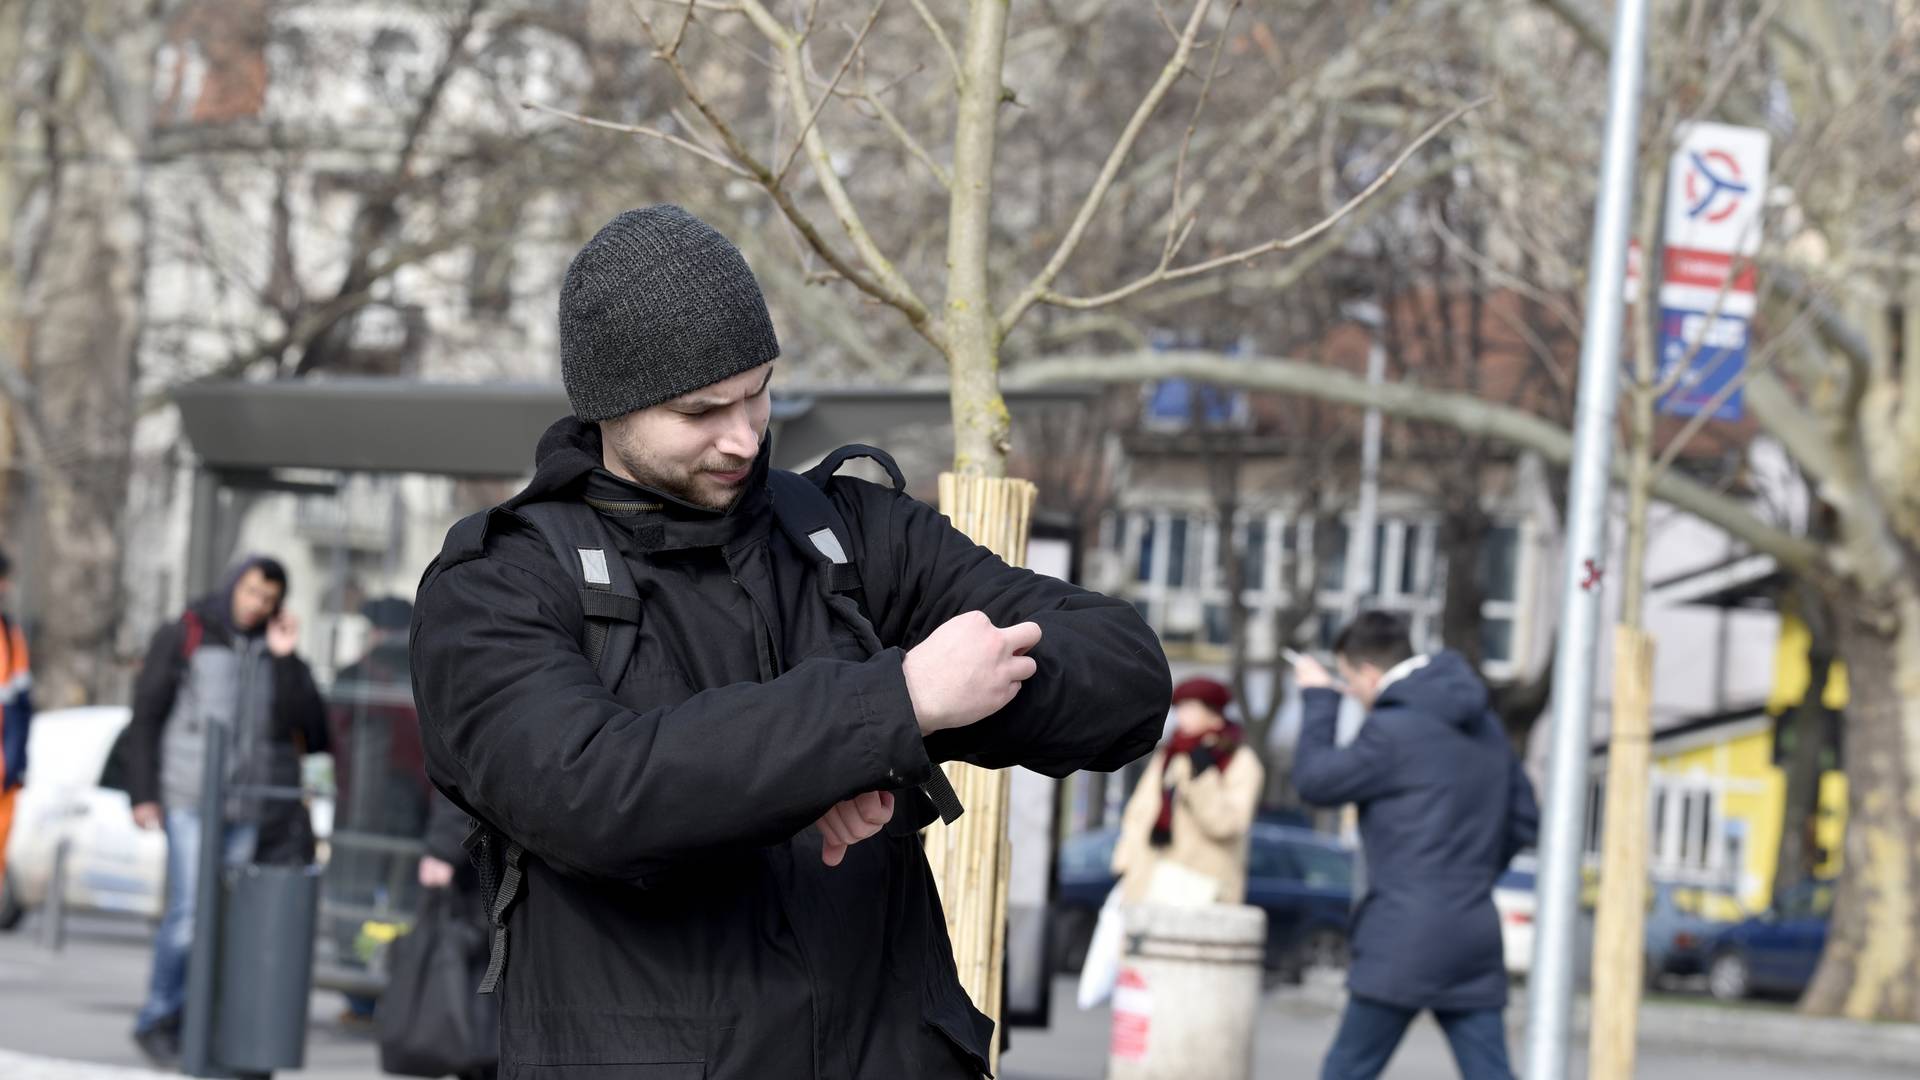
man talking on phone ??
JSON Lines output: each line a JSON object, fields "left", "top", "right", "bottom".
{"left": 124, "top": 555, "right": 328, "bottom": 1066}
{"left": 1292, "top": 611, "right": 1538, "bottom": 1080}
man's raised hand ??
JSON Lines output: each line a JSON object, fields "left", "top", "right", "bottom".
{"left": 901, "top": 612, "right": 1043, "bottom": 736}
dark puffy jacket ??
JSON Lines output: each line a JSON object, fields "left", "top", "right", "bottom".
{"left": 410, "top": 417, "right": 1169, "bottom": 1080}
{"left": 1293, "top": 651, "right": 1539, "bottom": 1012}
{"left": 126, "top": 565, "right": 328, "bottom": 838}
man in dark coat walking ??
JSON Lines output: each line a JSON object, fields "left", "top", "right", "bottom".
{"left": 1292, "top": 611, "right": 1539, "bottom": 1080}
{"left": 410, "top": 205, "right": 1171, "bottom": 1080}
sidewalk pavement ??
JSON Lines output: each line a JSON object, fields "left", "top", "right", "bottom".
{"left": 1266, "top": 975, "right": 1920, "bottom": 1074}
{"left": 5, "top": 914, "right": 1918, "bottom": 1079}
{"left": 1001, "top": 972, "right": 1919, "bottom": 1080}
{"left": 0, "top": 915, "right": 380, "bottom": 1080}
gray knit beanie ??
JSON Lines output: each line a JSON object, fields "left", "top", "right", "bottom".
{"left": 559, "top": 205, "right": 780, "bottom": 422}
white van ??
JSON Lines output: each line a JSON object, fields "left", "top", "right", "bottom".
{"left": 1, "top": 706, "right": 166, "bottom": 926}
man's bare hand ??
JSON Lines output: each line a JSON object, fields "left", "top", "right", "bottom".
{"left": 1291, "top": 652, "right": 1336, "bottom": 690}
{"left": 266, "top": 612, "right": 299, "bottom": 658}
{"left": 902, "top": 612, "right": 1042, "bottom": 735}
{"left": 418, "top": 856, "right": 455, "bottom": 888}
{"left": 132, "top": 802, "right": 164, "bottom": 831}
{"left": 815, "top": 791, "right": 894, "bottom": 868}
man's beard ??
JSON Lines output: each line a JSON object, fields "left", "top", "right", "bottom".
{"left": 609, "top": 441, "right": 754, "bottom": 512}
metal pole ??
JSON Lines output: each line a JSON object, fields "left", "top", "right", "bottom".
{"left": 1524, "top": 0, "right": 1649, "bottom": 1077}
{"left": 185, "top": 468, "right": 221, "bottom": 601}
{"left": 40, "top": 838, "right": 69, "bottom": 952}
{"left": 1343, "top": 301, "right": 1386, "bottom": 613}
{"left": 181, "top": 731, "right": 227, "bottom": 1077}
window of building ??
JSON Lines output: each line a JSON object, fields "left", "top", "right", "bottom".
{"left": 1318, "top": 523, "right": 1349, "bottom": 592}
{"left": 1204, "top": 603, "right": 1231, "bottom": 646}
{"left": 1481, "top": 618, "right": 1515, "bottom": 666}
{"left": 1480, "top": 525, "right": 1520, "bottom": 603}
{"left": 1243, "top": 517, "right": 1267, "bottom": 593}
{"left": 1136, "top": 516, "right": 1156, "bottom": 584}
{"left": 1167, "top": 516, "right": 1190, "bottom": 589}
{"left": 1399, "top": 524, "right": 1422, "bottom": 596}
{"left": 1369, "top": 523, "right": 1389, "bottom": 599}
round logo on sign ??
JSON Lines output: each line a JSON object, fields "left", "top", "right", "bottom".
{"left": 1682, "top": 149, "right": 1749, "bottom": 224}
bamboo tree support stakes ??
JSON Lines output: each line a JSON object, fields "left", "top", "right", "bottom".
{"left": 1588, "top": 625, "right": 1656, "bottom": 1080}
{"left": 925, "top": 471, "right": 1037, "bottom": 1071}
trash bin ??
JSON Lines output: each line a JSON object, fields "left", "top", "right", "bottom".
{"left": 213, "top": 863, "right": 323, "bottom": 1074}
{"left": 1108, "top": 903, "right": 1267, "bottom": 1080}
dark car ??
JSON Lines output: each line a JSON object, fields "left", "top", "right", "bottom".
{"left": 1644, "top": 881, "right": 1742, "bottom": 986}
{"left": 1051, "top": 823, "right": 1354, "bottom": 979}
{"left": 1704, "top": 880, "right": 1833, "bottom": 1001}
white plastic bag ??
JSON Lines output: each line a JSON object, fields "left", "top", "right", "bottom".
{"left": 1076, "top": 884, "right": 1126, "bottom": 1009}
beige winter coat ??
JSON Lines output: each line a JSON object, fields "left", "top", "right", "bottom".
{"left": 1111, "top": 742, "right": 1265, "bottom": 905}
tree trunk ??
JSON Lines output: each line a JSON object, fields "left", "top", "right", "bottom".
{"left": 1801, "top": 591, "right": 1920, "bottom": 1021}
{"left": 923, "top": 7, "right": 1025, "bottom": 1061}
{"left": 941, "top": 0, "right": 1011, "bottom": 479}
{"left": 8, "top": 1, "right": 157, "bottom": 706}
{"left": 1773, "top": 652, "right": 1833, "bottom": 905}
{"left": 1436, "top": 504, "right": 1491, "bottom": 672}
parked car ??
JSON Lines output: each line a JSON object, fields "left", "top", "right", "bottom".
{"left": 1704, "top": 880, "right": 1833, "bottom": 1001}
{"left": 1645, "top": 881, "right": 1743, "bottom": 986}
{"left": 1492, "top": 854, "right": 1537, "bottom": 976}
{"left": 1051, "top": 823, "right": 1354, "bottom": 979}
{"left": 0, "top": 707, "right": 165, "bottom": 927}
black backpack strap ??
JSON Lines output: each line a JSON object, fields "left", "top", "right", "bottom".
{"left": 450, "top": 499, "right": 641, "bottom": 996}
{"left": 802, "top": 443, "right": 907, "bottom": 493}
{"left": 771, "top": 454, "right": 964, "bottom": 827}
{"left": 514, "top": 500, "right": 643, "bottom": 691}
{"left": 768, "top": 469, "right": 866, "bottom": 598}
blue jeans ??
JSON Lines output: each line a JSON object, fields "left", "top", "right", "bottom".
{"left": 134, "top": 808, "right": 257, "bottom": 1035}
{"left": 1321, "top": 995, "right": 1514, "bottom": 1080}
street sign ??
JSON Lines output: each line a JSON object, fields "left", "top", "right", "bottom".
{"left": 1656, "top": 307, "right": 1749, "bottom": 420}
{"left": 1656, "top": 122, "right": 1770, "bottom": 420}
{"left": 1664, "top": 121, "right": 1770, "bottom": 257}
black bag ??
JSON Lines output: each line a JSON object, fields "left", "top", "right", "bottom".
{"left": 375, "top": 889, "right": 498, "bottom": 1077}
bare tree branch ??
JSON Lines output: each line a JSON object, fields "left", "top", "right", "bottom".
{"left": 1161, "top": 0, "right": 1241, "bottom": 267}
{"left": 905, "top": 0, "right": 963, "bottom": 83}
{"left": 1008, "top": 350, "right": 1826, "bottom": 577}
{"left": 773, "top": 0, "right": 888, "bottom": 188}
{"left": 635, "top": 11, "right": 940, "bottom": 343}
{"left": 731, "top": 0, "right": 936, "bottom": 331}
{"left": 1031, "top": 98, "right": 1489, "bottom": 314}
{"left": 1530, "top": 0, "right": 1608, "bottom": 56}
{"left": 523, "top": 100, "right": 753, "bottom": 177}
{"left": 1427, "top": 203, "right": 1582, "bottom": 340}
{"left": 1650, "top": 304, "right": 1821, "bottom": 482}
{"left": 665, "top": 0, "right": 700, "bottom": 56}
{"left": 392, "top": 0, "right": 489, "bottom": 184}
{"left": 854, "top": 66, "right": 950, "bottom": 189}
{"left": 997, "top": 0, "right": 1218, "bottom": 334}
{"left": 633, "top": 0, "right": 742, "bottom": 9}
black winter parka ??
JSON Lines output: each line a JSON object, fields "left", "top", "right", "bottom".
{"left": 410, "top": 418, "right": 1170, "bottom": 1080}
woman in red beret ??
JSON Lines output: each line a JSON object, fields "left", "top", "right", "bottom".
{"left": 1110, "top": 676, "right": 1265, "bottom": 907}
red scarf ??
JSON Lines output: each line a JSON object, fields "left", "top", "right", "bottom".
{"left": 1150, "top": 723, "right": 1244, "bottom": 847}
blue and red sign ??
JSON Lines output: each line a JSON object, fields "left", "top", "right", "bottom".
{"left": 1655, "top": 123, "right": 1770, "bottom": 421}
{"left": 1656, "top": 308, "right": 1748, "bottom": 421}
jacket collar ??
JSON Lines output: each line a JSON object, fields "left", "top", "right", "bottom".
{"left": 1374, "top": 654, "right": 1432, "bottom": 698}
{"left": 580, "top": 440, "right": 774, "bottom": 555}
